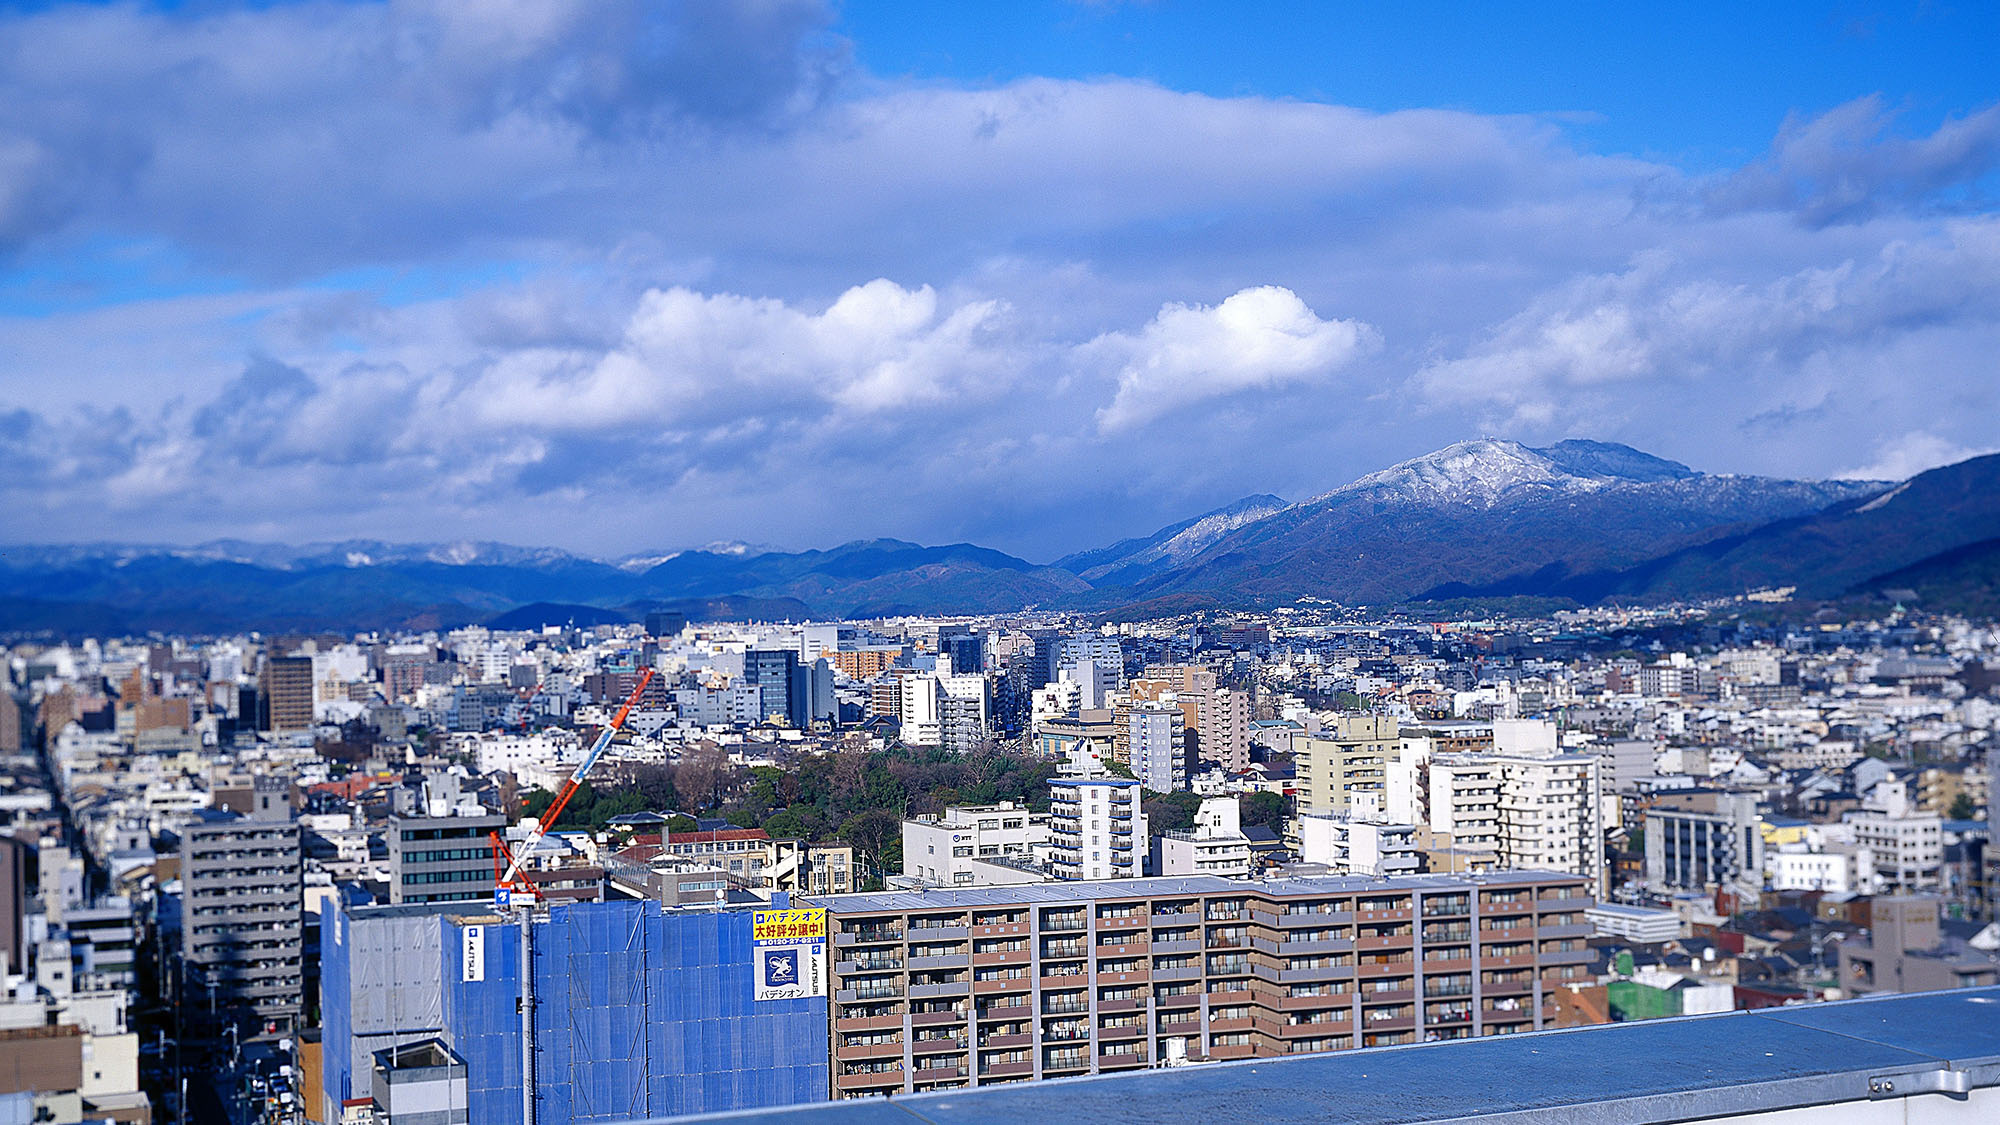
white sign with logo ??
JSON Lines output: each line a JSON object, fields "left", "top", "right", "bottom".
{"left": 462, "top": 925, "right": 485, "bottom": 982}
{"left": 751, "top": 908, "right": 826, "bottom": 1002}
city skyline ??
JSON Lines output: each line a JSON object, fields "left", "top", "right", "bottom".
{"left": 0, "top": 2, "right": 1996, "bottom": 557}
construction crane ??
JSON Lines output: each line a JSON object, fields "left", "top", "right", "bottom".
{"left": 491, "top": 666, "right": 656, "bottom": 906}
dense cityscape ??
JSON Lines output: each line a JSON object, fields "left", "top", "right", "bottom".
{"left": 0, "top": 588, "right": 1995, "bottom": 1121}
{"left": 5, "top": 2, "right": 2000, "bottom": 1123}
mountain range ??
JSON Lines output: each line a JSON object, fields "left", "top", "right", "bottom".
{"left": 3, "top": 438, "right": 1996, "bottom": 634}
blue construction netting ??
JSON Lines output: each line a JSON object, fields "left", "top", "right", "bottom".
{"left": 319, "top": 903, "right": 352, "bottom": 1121}
{"left": 531, "top": 900, "right": 830, "bottom": 1122}
{"left": 441, "top": 917, "right": 525, "bottom": 1125}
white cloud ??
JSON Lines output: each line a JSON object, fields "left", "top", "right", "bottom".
{"left": 1837, "top": 431, "right": 1998, "bottom": 482}
{"left": 1090, "top": 286, "right": 1376, "bottom": 431}
{"left": 0, "top": 1, "right": 1996, "bottom": 556}
{"left": 462, "top": 279, "right": 1016, "bottom": 432}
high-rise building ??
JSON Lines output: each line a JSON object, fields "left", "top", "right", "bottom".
{"left": 262, "top": 653, "right": 316, "bottom": 732}
{"left": 180, "top": 776, "right": 304, "bottom": 1034}
{"left": 939, "top": 674, "right": 990, "bottom": 752}
{"left": 1049, "top": 779, "right": 1147, "bottom": 879}
{"left": 1429, "top": 751, "right": 1604, "bottom": 888}
{"left": 744, "top": 648, "right": 802, "bottom": 727}
{"left": 817, "top": 871, "right": 1595, "bottom": 1098}
{"left": 1293, "top": 716, "right": 1399, "bottom": 818}
{"left": 644, "top": 610, "right": 690, "bottom": 638}
{"left": 1127, "top": 703, "right": 1187, "bottom": 792}
{"left": 387, "top": 776, "right": 506, "bottom": 906}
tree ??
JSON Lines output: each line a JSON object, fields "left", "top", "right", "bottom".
{"left": 666, "top": 814, "right": 698, "bottom": 833}
{"left": 1143, "top": 791, "right": 1205, "bottom": 835}
{"left": 1950, "top": 792, "right": 1978, "bottom": 821}
{"left": 839, "top": 809, "right": 902, "bottom": 864}
{"left": 1239, "top": 790, "right": 1288, "bottom": 834}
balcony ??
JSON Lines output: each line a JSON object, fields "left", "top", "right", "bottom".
{"left": 1043, "top": 913, "right": 1087, "bottom": 933}
{"left": 911, "top": 1062, "right": 969, "bottom": 1083}
{"left": 909, "top": 1008, "right": 967, "bottom": 1027}
{"left": 909, "top": 923, "right": 971, "bottom": 942}
{"left": 972, "top": 949, "right": 1031, "bottom": 968}
{"left": 839, "top": 955, "right": 904, "bottom": 973}
{"left": 835, "top": 1039, "right": 905, "bottom": 1062}
{"left": 979, "top": 1032, "right": 1034, "bottom": 1050}
{"left": 837, "top": 926, "right": 904, "bottom": 946}
{"left": 909, "top": 953, "right": 968, "bottom": 971}
{"left": 979, "top": 1060, "right": 1035, "bottom": 1079}
{"left": 834, "top": 1069, "right": 905, "bottom": 1091}
{"left": 976, "top": 1000, "right": 1033, "bottom": 1021}
{"left": 1097, "top": 1051, "right": 1149, "bottom": 1069}
{"left": 1278, "top": 910, "right": 1354, "bottom": 928}
{"left": 840, "top": 984, "right": 905, "bottom": 1002}
{"left": 1278, "top": 937, "right": 1353, "bottom": 955}
{"left": 1278, "top": 993, "right": 1351, "bottom": 1011}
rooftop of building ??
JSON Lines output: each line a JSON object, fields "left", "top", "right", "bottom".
{"left": 670, "top": 986, "right": 2000, "bottom": 1125}
{"left": 804, "top": 869, "right": 1585, "bottom": 913}
{"left": 1586, "top": 902, "right": 1681, "bottom": 919}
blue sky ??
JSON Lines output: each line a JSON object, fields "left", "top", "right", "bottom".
{"left": 0, "top": 0, "right": 1995, "bottom": 560}
{"left": 840, "top": 1, "right": 2000, "bottom": 163}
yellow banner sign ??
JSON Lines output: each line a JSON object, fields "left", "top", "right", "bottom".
{"left": 753, "top": 908, "right": 827, "bottom": 944}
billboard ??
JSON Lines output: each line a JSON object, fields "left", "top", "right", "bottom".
{"left": 751, "top": 908, "right": 826, "bottom": 1002}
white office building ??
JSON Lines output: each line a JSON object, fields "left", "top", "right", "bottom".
{"left": 901, "top": 802, "right": 1050, "bottom": 887}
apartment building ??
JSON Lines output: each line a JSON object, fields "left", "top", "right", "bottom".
{"left": 813, "top": 871, "right": 1594, "bottom": 1099}
{"left": 1049, "top": 779, "right": 1147, "bottom": 880}
{"left": 1292, "top": 716, "right": 1398, "bottom": 817}
{"left": 1133, "top": 665, "right": 1252, "bottom": 772}
{"left": 1128, "top": 703, "right": 1187, "bottom": 793}
{"left": 179, "top": 777, "right": 304, "bottom": 1034}
{"left": 1643, "top": 789, "right": 1764, "bottom": 894}
{"left": 1428, "top": 751, "right": 1604, "bottom": 888}
{"left": 1296, "top": 815, "right": 1420, "bottom": 877}
{"left": 1152, "top": 798, "right": 1253, "bottom": 878}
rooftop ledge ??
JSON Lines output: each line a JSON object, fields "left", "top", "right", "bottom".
{"left": 657, "top": 986, "right": 2000, "bottom": 1125}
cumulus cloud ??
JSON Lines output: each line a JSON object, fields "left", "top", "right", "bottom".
{"left": 1089, "top": 287, "right": 1376, "bottom": 431}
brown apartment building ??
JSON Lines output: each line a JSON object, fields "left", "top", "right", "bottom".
{"left": 810, "top": 870, "right": 1593, "bottom": 1098}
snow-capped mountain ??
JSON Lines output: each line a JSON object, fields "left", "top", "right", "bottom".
{"left": 1079, "top": 439, "right": 1889, "bottom": 607}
